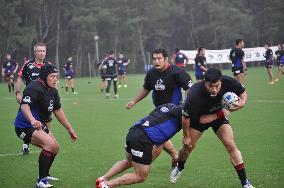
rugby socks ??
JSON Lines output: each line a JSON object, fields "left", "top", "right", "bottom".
{"left": 234, "top": 163, "right": 247, "bottom": 186}
{"left": 11, "top": 83, "right": 14, "bottom": 92}
{"left": 177, "top": 160, "right": 186, "bottom": 171}
{"left": 47, "top": 153, "right": 57, "bottom": 176}
{"left": 106, "top": 80, "right": 111, "bottom": 93}
{"left": 38, "top": 149, "right": 52, "bottom": 179}
{"left": 8, "top": 84, "right": 11, "bottom": 93}
{"left": 65, "top": 86, "right": 68, "bottom": 93}
{"left": 113, "top": 80, "right": 117, "bottom": 94}
{"left": 71, "top": 87, "right": 75, "bottom": 93}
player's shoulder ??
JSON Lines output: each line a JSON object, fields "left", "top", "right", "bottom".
{"left": 221, "top": 75, "right": 236, "bottom": 83}
{"left": 187, "top": 82, "right": 203, "bottom": 97}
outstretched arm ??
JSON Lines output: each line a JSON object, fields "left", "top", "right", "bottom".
{"left": 53, "top": 108, "right": 77, "bottom": 140}
{"left": 126, "top": 88, "right": 150, "bottom": 109}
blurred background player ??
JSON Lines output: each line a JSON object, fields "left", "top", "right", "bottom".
{"left": 117, "top": 52, "right": 130, "bottom": 88}
{"left": 127, "top": 48, "right": 193, "bottom": 169}
{"left": 170, "top": 68, "right": 255, "bottom": 188}
{"left": 63, "top": 56, "right": 77, "bottom": 94}
{"left": 275, "top": 44, "right": 284, "bottom": 81}
{"left": 171, "top": 48, "right": 189, "bottom": 69}
{"left": 102, "top": 50, "right": 118, "bottom": 99}
{"left": 264, "top": 43, "right": 275, "bottom": 84}
{"left": 14, "top": 64, "right": 77, "bottom": 188}
{"left": 194, "top": 47, "right": 207, "bottom": 82}
{"left": 2, "top": 53, "right": 18, "bottom": 93}
{"left": 98, "top": 53, "right": 109, "bottom": 93}
{"left": 15, "top": 43, "right": 49, "bottom": 155}
{"left": 229, "top": 39, "right": 247, "bottom": 84}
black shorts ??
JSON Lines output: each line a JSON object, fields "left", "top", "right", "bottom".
{"left": 15, "top": 125, "right": 49, "bottom": 144}
{"left": 118, "top": 70, "right": 126, "bottom": 75}
{"left": 125, "top": 126, "right": 153, "bottom": 165}
{"left": 232, "top": 67, "right": 244, "bottom": 76}
{"left": 105, "top": 75, "right": 118, "bottom": 81}
{"left": 195, "top": 74, "right": 204, "bottom": 80}
{"left": 101, "top": 75, "right": 106, "bottom": 81}
{"left": 266, "top": 64, "right": 273, "bottom": 69}
{"left": 191, "top": 117, "right": 229, "bottom": 133}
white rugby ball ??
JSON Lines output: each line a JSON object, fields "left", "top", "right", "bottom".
{"left": 221, "top": 92, "right": 239, "bottom": 110}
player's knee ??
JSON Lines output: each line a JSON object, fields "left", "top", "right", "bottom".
{"left": 224, "top": 141, "right": 237, "bottom": 153}
{"left": 136, "top": 174, "right": 147, "bottom": 183}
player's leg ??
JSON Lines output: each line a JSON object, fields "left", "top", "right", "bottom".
{"left": 122, "top": 74, "right": 127, "bottom": 88}
{"left": 105, "top": 78, "right": 112, "bottom": 98}
{"left": 113, "top": 77, "right": 118, "bottom": 98}
{"left": 216, "top": 124, "right": 254, "bottom": 187}
{"left": 118, "top": 75, "right": 122, "bottom": 88}
{"left": 235, "top": 73, "right": 244, "bottom": 84}
{"left": 170, "top": 128, "right": 203, "bottom": 183}
{"left": 10, "top": 75, "right": 15, "bottom": 92}
{"left": 65, "top": 78, "right": 69, "bottom": 94}
{"left": 267, "top": 67, "right": 274, "bottom": 84}
{"left": 162, "top": 140, "right": 178, "bottom": 168}
{"left": 106, "top": 161, "right": 150, "bottom": 187}
{"left": 70, "top": 78, "right": 77, "bottom": 94}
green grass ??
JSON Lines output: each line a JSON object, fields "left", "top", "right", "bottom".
{"left": 0, "top": 67, "right": 283, "bottom": 188}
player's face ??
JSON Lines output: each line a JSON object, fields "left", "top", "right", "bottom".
{"left": 6, "top": 54, "right": 11, "bottom": 60}
{"left": 152, "top": 53, "right": 168, "bottom": 71}
{"left": 264, "top": 45, "right": 268, "bottom": 49}
{"left": 240, "top": 41, "right": 245, "bottom": 48}
{"left": 200, "top": 48, "right": 206, "bottom": 56}
{"left": 205, "top": 80, "right": 222, "bottom": 97}
{"left": 278, "top": 45, "right": 281, "bottom": 50}
{"left": 47, "top": 73, "right": 58, "bottom": 88}
{"left": 34, "top": 46, "right": 46, "bottom": 61}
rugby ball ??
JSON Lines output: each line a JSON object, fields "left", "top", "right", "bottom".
{"left": 221, "top": 92, "right": 239, "bottom": 110}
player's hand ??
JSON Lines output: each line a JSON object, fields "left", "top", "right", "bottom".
{"left": 182, "top": 136, "right": 192, "bottom": 150}
{"left": 126, "top": 100, "right": 135, "bottom": 109}
{"left": 68, "top": 128, "right": 77, "bottom": 141}
{"left": 222, "top": 108, "right": 230, "bottom": 117}
{"left": 31, "top": 119, "right": 43, "bottom": 130}
{"left": 16, "top": 93, "right": 22, "bottom": 104}
{"left": 228, "top": 101, "right": 244, "bottom": 112}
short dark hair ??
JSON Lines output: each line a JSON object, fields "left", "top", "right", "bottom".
{"left": 204, "top": 68, "right": 222, "bottom": 83}
{"left": 152, "top": 48, "right": 168, "bottom": 58}
{"left": 175, "top": 48, "right": 180, "bottom": 52}
{"left": 34, "top": 43, "right": 46, "bottom": 51}
{"left": 236, "top": 39, "right": 243, "bottom": 45}
{"left": 109, "top": 50, "right": 114, "bottom": 55}
{"left": 198, "top": 47, "right": 205, "bottom": 54}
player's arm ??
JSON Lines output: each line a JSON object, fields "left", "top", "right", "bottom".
{"left": 126, "top": 88, "right": 150, "bottom": 109}
{"left": 232, "top": 91, "right": 247, "bottom": 110}
{"left": 15, "top": 77, "right": 24, "bottom": 103}
{"left": 21, "top": 104, "right": 42, "bottom": 130}
{"left": 1, "top": 68, "right": 4, "bottom": 77}
{"left": 199, "top": 109, "right": 230, "bottom": 124}
{"left": 13, "top": 63, "right": 19, "bottom": 74}
{"left": 53, "top": 108, "right": 77, "bottom": 140}
{"left": 171, "top": 53, "right": 176, "bottom": 64}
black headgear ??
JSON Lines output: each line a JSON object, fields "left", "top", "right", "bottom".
{"left": 39, "top": 64, "right": 58, "bottom": 85}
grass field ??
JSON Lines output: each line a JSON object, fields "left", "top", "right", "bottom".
{"left": 0, "top": 67, "right": 284, "bottom": 188}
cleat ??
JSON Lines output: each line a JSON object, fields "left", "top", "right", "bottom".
{"left": 275, "top": 78, "right": 279, "bottom": 82}
{"left": 170, "top": 165, "right": 182, "bottom": 184}
{"left": 73, "top": 91, "right": 78, "bottom": 95}
{"left": 36, "top": 177, "right": 53, "bottom": 188}
{"left": 96, "top": 177, "right": 109, "bottom": 188}
{"left": 114, "top": 94, "right": 119, "bottom": 99}
{"left": 242, "top": 179, "right": 255, "bottom": 188}
{"left": 118, "top": 85, "right": 122, "bottom": 88}
{"left": 22, "top": 144, "right": 29, "bottom": 155}
{"left": 106, "top": 93, "right": 110, "bottom": 99}
{"left": 268, "top": 81, "right": 275, "bottom": 85}
{"left": 47, "top": 176, "right": 59, "bottom": 181}
{"left": 124, "top": 84, "right": 127, "bottom": 88}
{"left": 65, "top": 92, "right": 68, "bottom": 95}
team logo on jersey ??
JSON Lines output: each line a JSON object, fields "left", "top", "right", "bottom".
{"left": 48, "top": 100, "right": 54, "bottom": 112}
{"left": 7, "top": 62, "right": 11, "bottom": 66}
{"left": 32, "top": 73, "right": 39, "bottom": 77}
{"left": 23, "top": 96, "right": 31, "bottom": 103}
{"left": 142, "top": 121, "right": 150, "bottom": 127}
{"left": 155, "top": 79, "right": 165, "bottom": 90}
{"left": 29, "top": 64, "right": 35, "bottom": 69}
{"left": 188, "top": 80, "right": 193, "bottom": 87}
{"left": 182, "top": 109, "right": 189, "bottom": 117}
{"left": 178, "top": 54, "right": 183, "bottom": 58}
{"left": 160, "top": 107, "right": 169, "bottom": 113}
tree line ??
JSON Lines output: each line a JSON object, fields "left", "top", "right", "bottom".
{"left": 1, "top": 0, "right": 283, "bottom": 76}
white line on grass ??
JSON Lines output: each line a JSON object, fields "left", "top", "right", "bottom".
{"left": 2, "top": 97, "right": 284, "bottom": 103}
{"left": 0, "top": 151, "right": 39, "bottom": 157}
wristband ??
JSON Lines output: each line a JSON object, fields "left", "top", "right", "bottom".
{"left": 216, "top": 109, "right": 225, "bottom": 118}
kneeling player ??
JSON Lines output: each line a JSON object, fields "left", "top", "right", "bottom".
{"left": 96, "top": 103, "right": 226, "bottom": 188}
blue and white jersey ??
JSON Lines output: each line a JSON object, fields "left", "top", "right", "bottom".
{"left": 133, "top": 103, "right": 182, "bottom": 146}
